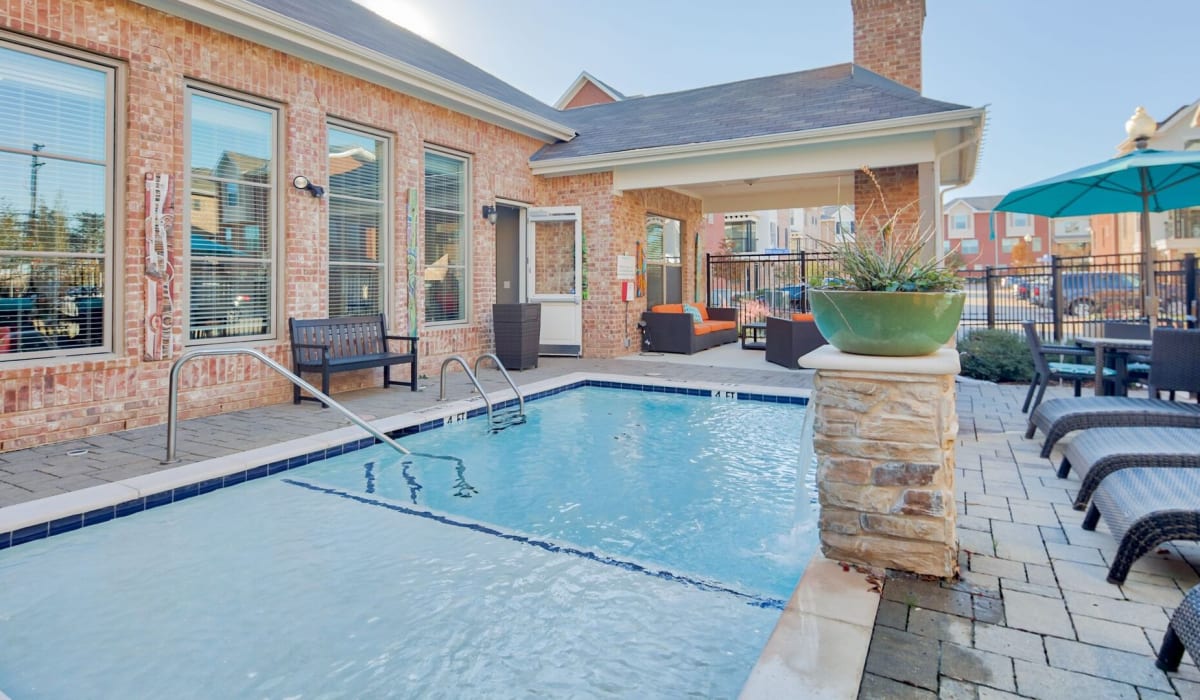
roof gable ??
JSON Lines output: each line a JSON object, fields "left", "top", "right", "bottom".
{"left": 554, "top": 71, "right": 625, "bottom": 110}
{"left": 947, "top": 195, "right": 1004, "bottom": 212}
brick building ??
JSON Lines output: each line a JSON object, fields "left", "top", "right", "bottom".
{"left": 0, "top": 0, "right": 983, "bottom": 449}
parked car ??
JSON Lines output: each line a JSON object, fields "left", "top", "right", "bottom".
{"left": 1031, "top": 272, "right": 1140, "bottom": 316}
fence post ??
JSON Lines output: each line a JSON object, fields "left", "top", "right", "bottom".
{"left": 985, "top": 267, "right": 996, "bottom": 329}
{"left": 1051, "top": 256, "right": 1064, "bottom": 341}
{"left": 705, "top": 252, "right": 712, "bottom": 307}
{"left": 1186, "top": 253, "right": 1197, "bottom": 329}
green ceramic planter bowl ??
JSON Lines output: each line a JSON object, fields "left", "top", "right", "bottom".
{"left": 808, "top": 289, "right": 966, "bottom": 357}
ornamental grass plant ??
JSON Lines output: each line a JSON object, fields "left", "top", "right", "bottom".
{"left": 816, "top": 167, "right": 964, "bottom": 292}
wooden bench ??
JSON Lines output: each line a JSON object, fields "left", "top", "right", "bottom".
{"left": 288, "top": 314, "right": 418, "bottom": 406}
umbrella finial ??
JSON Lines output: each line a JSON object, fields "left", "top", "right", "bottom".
{"left": 1125, "top": 106, "right": 1157, "bottom": 149}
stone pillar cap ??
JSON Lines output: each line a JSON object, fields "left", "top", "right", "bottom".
{"left": 799, "top": 345, "right": 960, "bottom": 375}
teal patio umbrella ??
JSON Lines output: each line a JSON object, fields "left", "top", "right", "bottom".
{"left": 995, "top": 148, "right": 1200, "bottom": 326}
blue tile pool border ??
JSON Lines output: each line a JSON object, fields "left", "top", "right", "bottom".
{"left": 0, "top": 380, "right": 807, "bottom": 551}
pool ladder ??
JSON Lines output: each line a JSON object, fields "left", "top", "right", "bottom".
{"left": 438, "top": 353, "right": 526, "bottom": 431}
{"left": 163, "top": 347, "right": 411, "bottom": 464}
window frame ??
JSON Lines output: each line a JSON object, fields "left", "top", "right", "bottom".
{"left": 183, "top": 83, "right": 282, "bottom": 346}
{"left": 422, "top": 145, "right": 471, "bottom": 326}
{"left": 0, "top": 33, "right": 123, "bottom": 362}
{"left": 326, "top": 118, "right": 392, "bottom": 320}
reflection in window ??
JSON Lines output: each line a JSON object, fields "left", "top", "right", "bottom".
{"left": 187, "top": 90, "right": 276, "bottom": 342}
{"left": 0, "top": 42, "right": 112, "bottom": 357}
{"left": 424, "top": 149, "right": 467, "bottom": 324}
{"left": 328, "top": 124, "right": 388, "bottom": 318}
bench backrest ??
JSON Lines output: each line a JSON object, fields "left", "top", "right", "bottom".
{"left": 290, "top": 314, "right": 388, "bottom": 363}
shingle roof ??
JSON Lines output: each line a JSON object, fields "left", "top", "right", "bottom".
{"left": 242, "top": 2, "right": 975, "bottom": 164}
{"left": 244, "top": 0, "right": 565, "bottom": 124}
{"left": 948, "top": 195, "right": 1005, "bottom": 212}
{"left": 532, "top": 64, "right": 973, "bottom": 161}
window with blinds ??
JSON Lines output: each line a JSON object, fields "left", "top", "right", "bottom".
{"left": 328, "top": 123, "right": 388, "bottom": 318}
{"left": 0, "top": 41, "right": 113, "bottom": 358}
{"left": 424, "top": 149, "right": 467, "bottom": 324}
{"left": 186, "top": 89, "right": 276, "bottom": 342}
{"left": 645, "top": 215, "right": 682, "bottom": 306}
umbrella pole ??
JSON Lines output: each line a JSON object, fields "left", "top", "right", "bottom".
{"left": 1139, "top": 169, "right": 1157, "bottom": 329}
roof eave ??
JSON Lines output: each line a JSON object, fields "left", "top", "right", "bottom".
{"left": 134, "top": 0, "right": 576, "bottom": 142}
{"left": 529, "top": 107, "right": 987, "bottom": 176}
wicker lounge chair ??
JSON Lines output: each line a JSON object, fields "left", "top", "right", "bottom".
{"left": 1157, "top": 582, "right": 1200, "bottom": 671}
{"left": 1082, "top": 467, "right": 1200, "bottom": 584}
{"left": 1057, "top": 427, "right": 1200, "bottom": 510}
{"left": 1026, "top": 328, "right": 1200, "bottom": 458}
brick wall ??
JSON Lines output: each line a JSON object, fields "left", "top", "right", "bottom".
{"left": 562, "top": 81, "right": 618, "bottom": 110}
{"left": 854, "top": 165, "right": 921, "bottom": 238}
{"left": 851, "top": 0, "right": 925, "bottom": 93}
{"left": 0, "top": 0, "right": 565, "bottom": 450}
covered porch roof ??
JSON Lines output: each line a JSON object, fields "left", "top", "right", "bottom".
{"left": 531, "top": 64, "right": 985, "bottom": 212}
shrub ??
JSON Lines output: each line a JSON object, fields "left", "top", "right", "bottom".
{"left": 959, "top": 329, "right": 1033, "bottom": 382}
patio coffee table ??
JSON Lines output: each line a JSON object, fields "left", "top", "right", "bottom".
{"left": 742, "top": 322, "right": 766, "bottom": 350}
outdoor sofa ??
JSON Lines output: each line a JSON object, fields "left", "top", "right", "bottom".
{"left": 640, "top": 303, "right": 737, "bottom": 355}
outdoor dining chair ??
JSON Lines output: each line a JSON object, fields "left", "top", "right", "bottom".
{"left": 1021, "top": 321, "right": 1113, "bottom": 414}
{"left": 1027, "top": 328, "right": 1200, "bottom": 457}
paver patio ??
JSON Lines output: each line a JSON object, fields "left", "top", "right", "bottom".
{"left": 1, "top": 349, "right": 1197, "bottom": 698}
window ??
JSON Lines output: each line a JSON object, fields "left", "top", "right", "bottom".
{"left": 723, "top": 221, "right": 754, "bottom": 253}
{"left": 645, "top": 215, "right": 682, "bottom": 306}
{"left": 952, "top": 214, "right": 969, "bottom": 230}
{"left": 186, "top": 88, "right": 277, "bottom": 342}
{"left": 424, "top": 148, "right": 467, "bottom": 324}
{"left": 327, "top": 123, "right": 388, "bottom": 318}
{"left": 1001, "top": 237, "right": 1017, "bottom": 253}
{"left": 1011, "top": 213, "right": 1030, "bottom": 228}
{"left": 0, "top": 40, "right": 115, "bottom": 359}
{"left": 960, "top": 239, "right": 979, "bottom": 255}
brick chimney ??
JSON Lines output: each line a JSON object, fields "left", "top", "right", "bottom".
{"left": 851, "top": 0, "right": 925, "bottom": 93}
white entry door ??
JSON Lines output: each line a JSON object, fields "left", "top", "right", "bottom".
{"left": 528, "top": 206, "right": 582, "bottom": 356}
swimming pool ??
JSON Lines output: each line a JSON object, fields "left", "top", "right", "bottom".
{"left": 0, "top": 383, "right": 815, "bottom": 698}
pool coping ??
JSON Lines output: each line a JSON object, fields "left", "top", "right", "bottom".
{"left": 0, "top": 372, "right": 874, "bottom": 697}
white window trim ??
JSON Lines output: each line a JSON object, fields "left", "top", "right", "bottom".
{"left": 183, "top": 83, "right": 282, "bottom": 346}
{"left": 422, "top": 145, "right": 471, "bottom": 326}
{"left": 0, "top": 33, "right": 123, "bottom": 362}
{"left": 326, "top": 117, "right": 393, "bottom": 322}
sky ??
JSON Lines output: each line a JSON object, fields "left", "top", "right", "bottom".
{"left": 355, "top": 0, "right": 1197, "bottom": 201}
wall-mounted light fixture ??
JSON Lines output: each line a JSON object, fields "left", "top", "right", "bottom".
{"left": 292, "top": 175, "right": 325, "bottom": 198}
{"left": 481, "top": 204, "right": 498, "bottom": 224}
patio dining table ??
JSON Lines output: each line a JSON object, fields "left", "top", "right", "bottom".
{"left": 1074, "top": 336, "right": 1153, "bottom": 396}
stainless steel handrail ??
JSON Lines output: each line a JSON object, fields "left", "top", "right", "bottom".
{"left": 438, "top": 354, "right": 494, "bottom": 425}
{"left": 164, "top": 347, "right": 410, "bottom": 463}
{"left": 473, "top": 353, "right": 525, "bottom": 419}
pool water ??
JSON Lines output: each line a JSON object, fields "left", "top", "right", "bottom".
{"left": 0, "top": 386, "right": 815, "bottom": 699}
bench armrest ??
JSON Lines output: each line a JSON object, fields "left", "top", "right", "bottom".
{"left": 291, "top": 341, "right": 330, "bottom": 365}
{"left": 384, "top": 334, "right": 418, "bottom": 352}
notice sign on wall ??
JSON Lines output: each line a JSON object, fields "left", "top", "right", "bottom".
{"left": 616, "top": 254, "right": 636, "bottom": 280}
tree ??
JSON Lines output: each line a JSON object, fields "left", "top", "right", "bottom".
{"left": 1010, "top": 238, "right": 1035, "bottom": 267}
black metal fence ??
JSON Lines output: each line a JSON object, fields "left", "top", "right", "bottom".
{"left": 706, "top": 251, "right": 839, "bottom": 327}
{"left": 706, "top": 251, "right": 1199, "bottom": 341}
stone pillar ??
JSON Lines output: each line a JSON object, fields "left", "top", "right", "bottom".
{"left": 800, "top": 346, "right": 959, "bottom": 578}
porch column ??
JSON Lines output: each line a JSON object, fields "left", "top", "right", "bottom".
{"left": 800, "top": 346, "right": 960, "bottom": 578}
